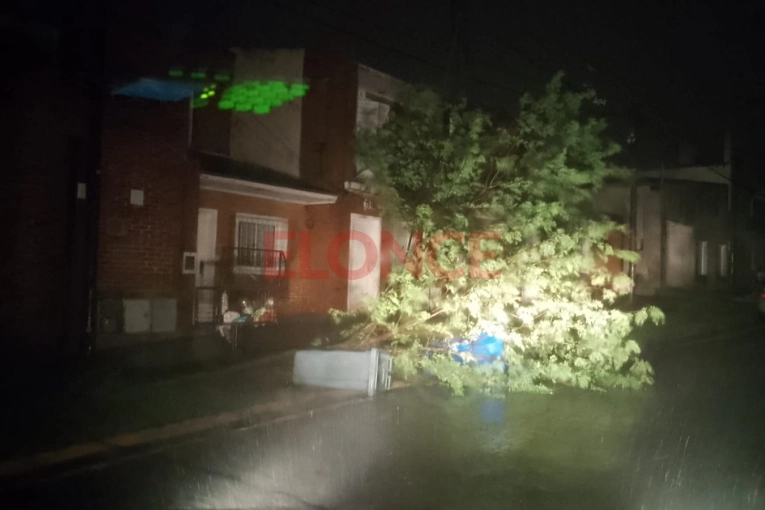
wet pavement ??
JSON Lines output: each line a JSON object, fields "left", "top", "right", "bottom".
{"left": 4, "top": 318, "right": 765, "bottom": 509}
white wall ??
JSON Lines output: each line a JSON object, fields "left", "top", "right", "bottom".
{"left": 230, "top": 49, "right": 305, "bottom": 177}
{"left": 666, "top": 221, "right": 696, "bottom": 287}
{"left": 358, "top": 64, "right": 401, "bottom": 102}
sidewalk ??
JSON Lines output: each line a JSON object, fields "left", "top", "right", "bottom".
{"left": 0, "top": 314, "right": 357, "bottom": 480}
{"left": 0, "top": 347, "right": 366, "bottom": 481}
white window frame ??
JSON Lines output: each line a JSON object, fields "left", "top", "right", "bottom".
{"left": 233, "top": 213, "right": 289, "bottom": 275}
{"left": 356, "top": 90, "right": 393, "bottom": 131}
{"left": 719, "top": 243, "right": 729, "bottom": 277}
{"left": 355, "top": 92, "right": 392, "bottom": 177}
{"left": 698, "top": 241, "right": 708, "bottom": 276}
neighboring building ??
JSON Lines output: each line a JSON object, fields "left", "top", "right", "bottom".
{"left": 730, "top": 180, "right": 765, "bottom": 290}
{"left": 1, "top": 14, "right": 102, "bottom": 365}
{"left": 596, "top": 165, "right": 732, "bottom": 295}
{"left": 95, "top": 48, "right": 404, "bottom": 345}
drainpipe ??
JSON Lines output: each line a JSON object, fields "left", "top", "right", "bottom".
{"left": 629, "top": 170, "right": 638, "bottom": 304}
{"left": 724, "top": 130, "right": 735, "bottom": 291}
{"left": 659, "top": 160, "right": 667, "bottom": 290}
{"left": 72, "top": 6, "right": 106, "bottom": 359}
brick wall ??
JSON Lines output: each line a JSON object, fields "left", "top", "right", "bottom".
{"left": 198, "top": 189, "right": 378, "bottom": 316}
{"left": 300, "top": 52, "right": 358, "bottom": 191}
{"left": 0, "top": 59, "right": 92, "bottom": 363}
{"left": 98, "top": 98, "right": 199, "bottom": 328}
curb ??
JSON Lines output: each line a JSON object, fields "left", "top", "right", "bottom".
{"left": 151, "top": 349, "right": 298, "bottom": 384}
{"left": 0, "top": 387, "right": 368, "bottom": 484}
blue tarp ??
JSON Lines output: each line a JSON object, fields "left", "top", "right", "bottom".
{"left": 426, "top": 333, "right": 506, "bottom": 377}
{"left": 449, "top": 333, "right": 504, "bottom": 365}
{"left": 112, "top": 78, "right": 205, "bottom": 102}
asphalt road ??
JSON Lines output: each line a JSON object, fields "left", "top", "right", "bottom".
{"left": 4, "top": 319, "right": 765, "bottom": 510}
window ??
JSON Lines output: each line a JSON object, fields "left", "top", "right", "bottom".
{"left": 355, "top": 92, "right": 392, "bottom": 177}
{"left": 698, "top": 241, "right": 708, "bottom": 276}
{"left": 356, "top": 96, "right": 391, "bottom": 133}
{"left": 719, "top": 244, "right": 729, "bottom": 277}
{"left": 234, "top": 214, "right": 288, "bottom": 274}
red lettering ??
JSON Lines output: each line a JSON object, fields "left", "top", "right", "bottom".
{"left": 328, "top": 230, "right": 379, "bottom": 280}
{"left": 426, "top": 230, "right": 466, "bottom": 280}
{"left": 380, "top": 231, "right": 423, "bottom": 279}
{"left": 263, "top": 229, "right": 295, "bottom": 279}
{"left": 298, "top": 231, "right": 328, "bottom": 280}
{"left": 469, "top": 231, "right": 501, "bottom": 279}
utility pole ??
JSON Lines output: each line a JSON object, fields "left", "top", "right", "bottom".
{"left": 448, "top": 0, "right": 468, "bottom": 101}
{"left": 629, "top": 170, "right": 638, "bottom": 304}
{"left": 724, "top": 128, "right": 735, "bottom": 291}
{"left": 659, "top": 158, "right": 667, "bottom": 290}
{"left": 73, "top": 0, "right": 106, "bottom": 358}
{"left": 627, "top": 103, "right": 640, "bottom": 304}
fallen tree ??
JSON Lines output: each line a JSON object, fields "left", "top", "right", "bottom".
{"left": 333, "top": 74, "right": 663, "bottom": 394}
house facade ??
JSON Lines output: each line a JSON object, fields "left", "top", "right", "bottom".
{"left": 96, "top": 48, "right": 403, "bottom": 345}
{"left": 596, "top": 165, "right": 733, "bottom": 295}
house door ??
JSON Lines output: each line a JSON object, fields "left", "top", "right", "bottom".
{"left": 195, "top": 208, "right": 218, "bottom": 323}
{"left": 347, "top": 213, "right": 381, "bottom": 311}
{"left": 666, "top": 221, "right": 695, "bottom": 288}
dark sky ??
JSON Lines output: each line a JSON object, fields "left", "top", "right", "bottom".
{"left": 173, "top": 0, "right": 765, "bottom": 171}
{"left": 12, "top": 0, "right": 765, "bottom": 173}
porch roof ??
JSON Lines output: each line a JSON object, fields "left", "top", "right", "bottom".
{"left": 195, "top": 152, "right": 337, "bottom": 205}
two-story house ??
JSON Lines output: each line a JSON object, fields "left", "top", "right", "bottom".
{"left": 96, "top": 48, "right": 403, "bottom": 346}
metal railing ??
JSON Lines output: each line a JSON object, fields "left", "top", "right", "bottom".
{"left": 223, "top": 247, "right": 287, "bottom": 276}
{"left": 194, "top": 248, "right": 287, "bottom": 325}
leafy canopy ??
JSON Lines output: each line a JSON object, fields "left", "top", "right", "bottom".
{"left": 340, "top": 73, "right": 663, "bottom": 395}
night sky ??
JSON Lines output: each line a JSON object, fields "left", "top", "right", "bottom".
{"left": 13, "top": 0, "right": 765, "bottom": 175}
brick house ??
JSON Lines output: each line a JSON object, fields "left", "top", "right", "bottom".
{"left": 96, "top": 49, "right": 403, "bottom": 345}
{"left": 96, "top": 98, "right": 200, "bottom": 341}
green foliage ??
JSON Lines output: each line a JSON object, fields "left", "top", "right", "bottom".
{"left": 343, "top": 73, "right": 663, "bottom": 394}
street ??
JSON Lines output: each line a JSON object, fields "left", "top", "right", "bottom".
{"left": 3, "top": 315, "right": 765, "bottom": 509}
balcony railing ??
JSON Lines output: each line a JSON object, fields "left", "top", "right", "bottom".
{"left": 223, "top": 247, "right": 287, "bottom": 277}
{"left": 194, "top": 248, "right": 288, "bottom": 325}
